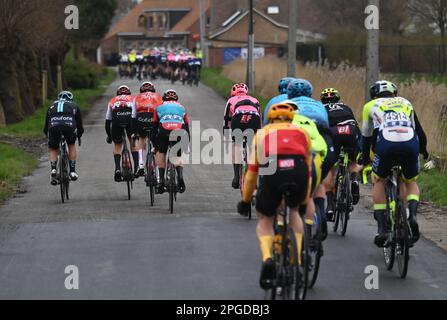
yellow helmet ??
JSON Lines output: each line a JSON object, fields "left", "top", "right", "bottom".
{"left": 267, "top": 101, "right": 298, "bottom": 122}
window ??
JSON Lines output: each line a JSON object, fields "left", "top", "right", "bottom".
{"left": 158, "top": 13, "right": 167, "bottom": 30}
{"left": 148, "top": 15, "right": 154, "bottom": 30}
{"left": 138, "top": 15, "right": 147, "bottom": 27}
{"left": 267, "top": 6, "right": 279, "bottom": 15}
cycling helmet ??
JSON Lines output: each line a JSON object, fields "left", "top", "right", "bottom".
{"left": 58, "top": 91, "right": 74, "bottom": 101}
{"left": 267, "top": 100, "right": 298, "bottom": 122}
{"left": 321, "top": 88, "right": 341, "bottom": 104}
{"left": 140, "top": 81, "right": 155, "bottom": 93}
{"left": 287, "top": 79, "right": 313, "bottom": 99}
{"left": 370, "top": 80, "right": 398, "bottom": 99}
{"left": 117, "top": 85, "right": 131, "bottom": 96}
{"left": 231, "top": 83, "right": 249, "bottom": 97}
{"left": 163, "top": 89, "right": 179, "bottom": 102}
{"left": 278, "top": 77, "right": 295, "bottom": 95}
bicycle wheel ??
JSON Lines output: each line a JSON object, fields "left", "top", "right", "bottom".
{"left": 168, "top": 164, "right": 176, "bottom": 214}
{"left": 147, "top": 152, "right": 156, "bottom": 207}
{"left": 333, "top": 167, "right": 343, "bottom": 232}
{"left": 340, "top": 170, "right": 351, "bottom": 237}
{"left": 122, "top": 150, "right": 132, "bottom": 201}
{"left": 297, "top": 227, "right": 308, "bottom": 300}
{"left": 59, "top": 152, "right": 66, "bottom": 204}
{"left": 307, "top": 207, "right": 323, "bottom": 288}
{"left": 396, "top": 201, "right": 410, "bottom": 279}
{"left": 383, "top": 194, "right": 396, "bottom": 271}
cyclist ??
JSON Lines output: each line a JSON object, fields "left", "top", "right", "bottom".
{"left": 287, "top": 79, "right": 335, "bottom": 238}
{"left": 223, "top": 83, "right": 262, "bottom": 189}
{"left": 44, "top": 91, "right": 84, "bottom": 185}
{"left": 132, "top": 82, "right": 163, "bottom": 177}
{"left": 263, "top": 77, "right": 295, "bottom": 126}
{"left": 237, "top": 101, "right": 312, "bottom": 289}
{"left": 105, "top": 85, "right": 138, "bottom": 182}
{"left": 321, "top": 88, "right": 362, "bottom": 221}
{"left": 154, "top": 89, "right": 190, "bottom": 194}
{"left": 361, "top": 80, "right": 429, "bottom": 247}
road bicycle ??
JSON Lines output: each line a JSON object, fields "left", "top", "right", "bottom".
{"left": 332, "top": 147, "right": 354, "bottom": 236}
{"left": 56, "top": 134, "right": 81, "bottom": 203}
{"left": 383, "top": 166, "right": 412, "bottom": 279}
{"left": 142, "top": 128, "right": 156, "bottom": 207}
{"left": 265, "top": 187, "right": 308, "bottom": 300}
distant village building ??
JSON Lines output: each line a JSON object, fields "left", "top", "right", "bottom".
{"left": 100, "top": 0, "right": 325, "bottom": 66}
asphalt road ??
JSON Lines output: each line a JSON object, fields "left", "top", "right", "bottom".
{"left": 0, "top": 78, "right": 446, "bottom": 300}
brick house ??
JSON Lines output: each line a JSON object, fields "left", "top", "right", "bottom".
{"left": 100, "top": 0, "right": 211, "bottom": 65}
{"left": 208, "top": 0, "right": 325, "bottom": 66}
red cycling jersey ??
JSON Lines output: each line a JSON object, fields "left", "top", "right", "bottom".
{"left": 106, "top": 95, "right": 134, "bottom": 121}
{"left": 132, "top": 92, "right": 163, "bottom": 118}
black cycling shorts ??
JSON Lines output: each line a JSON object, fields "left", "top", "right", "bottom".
{"left": 321, "top": 131, "right": 337, "bottom": 180}
{"left": 112, "top": 122, "right": 132, "bottom": 144}
{"left": 256, "top": 156, "right": 309, "bottom": 217}
{"left": 155, "top": 126, "right": 189, "bottom": 157}
{"left": 48, "top": 126, "right": 77, "bottom": 150}
{"left": 231, "top": 113, "right": 261, "bottom": 144}
{"left": 330, "top": 124, "right": 360, "bottom": 162}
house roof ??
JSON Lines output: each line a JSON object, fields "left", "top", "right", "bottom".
{"left": 209, "top": 8, "right": 325, "bottom": 42}
{"left": 104, "top": 0, "right": 208, "bottom": 41}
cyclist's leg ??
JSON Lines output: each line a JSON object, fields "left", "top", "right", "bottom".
{"left": 48, "top": 127, "right": 61, "bottom": 184}
{"left": 372, "top": 136, "right": 394, "bottom": 247}
{"left": 111, "top": 124, "right": 124, "bottom": 181}
{"left": 400, "top": 136, "right": 421, "bottom": 242}
{"left": 231, "top": 115, "right": 244, "bottom": 189}
{"left": 155, "top": 127, "right": 170, "bottom": 191}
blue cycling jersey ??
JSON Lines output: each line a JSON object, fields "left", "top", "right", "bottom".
{"left": 156, "top": 102, "right": 187, "bottom": 126}
{"left": 263, "top": 94, "right": 288, "bottom": 126}
{"left": 290, "top": 96, "right": 329, "bottom": 129}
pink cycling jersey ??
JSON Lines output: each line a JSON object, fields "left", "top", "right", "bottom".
{"left": 223, "top": 95, "right": 261, "bottom": 130}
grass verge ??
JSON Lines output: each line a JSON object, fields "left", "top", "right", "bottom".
{"left": 201, "top": 67, "right": 269, "bottom": 108}
{"left": 0, "top": 67, "right": 116, "bottom": 203}
{"left": 419, "top": 169, "right": 447, "bottom": 207}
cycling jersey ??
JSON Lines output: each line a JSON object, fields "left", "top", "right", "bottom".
{"left": 106, "top": 95, "right": 134, "bottom": 123}
{"left": 223, "top": 95, "right": 261, "bottom": 131}
{"left": 154, "top": 101, "right": 190, "bottom": 131}
{"left": 292, "top": 114, "right": 327, "bottom": 159}
{"left": 242, "top": 122, "right": 312, "bottom": 204}
{"left": 290, "top": 96, "right": 329, "bottom": 129}
{"left": 324, "top": 102, "right": 358, "bottom": 127}
{"left": 132, "top": 92, "right": 163, "bottom": 117}
{"left": 263, "top": 94, "right": 288, "bottom": 126}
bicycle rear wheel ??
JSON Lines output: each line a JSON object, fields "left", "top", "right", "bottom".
{"left": 59, "top": 154, "right": 66, "bottom": 203}
{"left": 122, "top": 149, "right": 132, "bottom": 201}
{"left": 383, "top": 196, "right": 395, "bottom": 271}
{"left": 396, "top": 202, "right": 410, "bottom": 278}
{"left": 146, "top": 151, "right": 156, "bottom": 207}
{"left": 168, "top": 164, "right": 176, "bottom": 214}
{"left": 340, "top": 170, "right": 351, "bottom": 237}
{"left": 307, "top": 208, "right": 323, "bottom": 288}
{"left": 333, "top": 167, "right": 343, "bottom": 232}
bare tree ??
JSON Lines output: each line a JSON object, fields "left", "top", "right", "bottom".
{"left": 408, "top": 0, "right": 447, "bottom": 39}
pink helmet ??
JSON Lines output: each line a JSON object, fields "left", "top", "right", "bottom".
{"left": 231, "top": 83, "right": 249, "bottom": 97}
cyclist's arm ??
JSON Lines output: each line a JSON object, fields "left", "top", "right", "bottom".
{"left": 414, "top": 110, "right": 429, "bottom": 159}
{"left": 75, "top": 106, "right": 84, "bottom": 138}
{"left": 223, "top": 101, "right": 232, "bottom": 133}
{"left": 184, "top": 113, "right": 191, "bottom": 141}
{"left": 43, "top": 108, "right": 50, "bottom": 136}
{"left": 105, "top": 104, "right": 112, "bottom": 138}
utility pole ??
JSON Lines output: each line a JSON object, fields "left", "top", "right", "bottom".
{"left": 247, "top": 0, "right": 255, "bottom": 92}
{"left": 365, "top": 0, "right": 380, "bottom": 101}
{"left": 199, "top": 0, "right": 207, "bottom": 67}
{"left": 287, "top": 0, "right": 297, "bottom": 77}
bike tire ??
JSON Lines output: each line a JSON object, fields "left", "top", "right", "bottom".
{"left": 148, "top": 154, "right": 156, "bottom": 207}
{"left": 383, "top": 194, "right": 396, "bottom": 271}
{"left": 307, "top": 208, "right": 323, "bottom": 289}
{"left": 59, "top": 154, "right": 66, "bottom": 204}
{"left": 169, "top": 164, "right": 175, "bottom": 214}
{"left": 297, "top": 227, "right": 309, "bottom": 300}
{"left": 340, "top": 170, "right": 351, "bottom": 237}
{"left": 333, "top": 167, "right": 343, "bottom": 232}
{"left": 122, "top": 149, "right": 132, "bottom": 201}
{"left": 396, "top": 202, "right": 410, "bottom": 279}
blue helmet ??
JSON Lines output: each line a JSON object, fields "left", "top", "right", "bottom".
{"left": 58, "top": 91, "right": 74, "bottom": 101}
{"left": 278, "top": 77, "right": 295, "bottom": 95}
{"left": 287, "top": 79, "right": 313, "bottom": 99}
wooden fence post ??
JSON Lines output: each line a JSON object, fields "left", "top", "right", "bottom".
{"left": 42, "top": 70, "right": 48, "bottom": 104}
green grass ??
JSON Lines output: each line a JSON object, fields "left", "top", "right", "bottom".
{"left": 0, "top": 143, "right": 38, "bottom": 202}
{"left": 419, "top": 169, "right": 447, "bottom": 207}
{"left": 388, "top": 73, "right": 447, "bottom": 86}
{"left": 0, "top": 68, "right": 115, "bottom": 139}
{"left": 201, "top": 67, "right": 269, "bottom": 108}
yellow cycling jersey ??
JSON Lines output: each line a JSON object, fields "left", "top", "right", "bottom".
{"left": 292, "top": 114, "right": 327, "bottom": 159}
